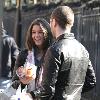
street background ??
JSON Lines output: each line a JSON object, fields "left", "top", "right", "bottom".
{"left": 0, "top": 0, "right": 100, "bottom": 100}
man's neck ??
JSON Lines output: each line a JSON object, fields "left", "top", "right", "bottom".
{"left": 55, "top": 26, "right": 71, "bottom": 39}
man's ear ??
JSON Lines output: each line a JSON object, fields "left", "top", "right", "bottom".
{"left": 53, "top": 18, "right": 57, "bottom": 27}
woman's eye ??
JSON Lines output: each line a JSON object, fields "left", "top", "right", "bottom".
{"left": 32, "top": 32, "right": 36, "bottom": 34}
{"left": 39, "top": 32, "right": 44, "bottom": 34}
{"left": 32, "top": 31, "right": 44, "bottom": 34}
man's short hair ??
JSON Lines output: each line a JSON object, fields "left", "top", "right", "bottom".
{"left": 51, "top": 6, "right": 74, "bottom": 29}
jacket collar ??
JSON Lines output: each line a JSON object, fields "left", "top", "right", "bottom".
{"left": 56, "top": 33, "right": 75, "bottom": 41}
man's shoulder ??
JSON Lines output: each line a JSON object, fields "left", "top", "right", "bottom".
{"left": 2, "top": 34, "right": 9, "bottom": 38}
{"left": 3, "top": 34, "right": 14, "bottom": 41}
{"left": 2, "top": 35, "right": 17, "bottom": 48}
{"left": 51, "top": 40, "right": 63, "bottom": 51}
{"left": 47, "top": 43, "right": 59, "bottom": 57}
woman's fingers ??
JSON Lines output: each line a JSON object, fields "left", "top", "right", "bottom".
{"left": 19, "top": 77, "right": 33, "bottom": 84}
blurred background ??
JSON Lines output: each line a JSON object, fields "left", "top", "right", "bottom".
{"left": 0, "top": 0, "right": 100, "bottom": 99}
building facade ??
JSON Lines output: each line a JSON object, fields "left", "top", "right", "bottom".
{"left": 4, "top": 0, "right": 82, "bottom": 9}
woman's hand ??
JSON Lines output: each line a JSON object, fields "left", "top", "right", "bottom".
{"left": 19, "top": 76, "right": 33, "bottom": 84}
{"left": 19, "top": 67, "right": 36, "bottom": 84}
{"left": 16, "top": 66, "right": 25, "bottom": 78}
{"left": 16, "top": 66, "right": 36, "bottom": 84}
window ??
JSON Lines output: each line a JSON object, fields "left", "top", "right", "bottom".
{"left": 4, "top": 0, "right": 12, "bottom": 8}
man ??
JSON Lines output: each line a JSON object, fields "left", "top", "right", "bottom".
{"left": 29, "top": 6, "right": 96, "bottom": 100}
{"left": 1, "top": 22, "right": 19, "bottom": 78}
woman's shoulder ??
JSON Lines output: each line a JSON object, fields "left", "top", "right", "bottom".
{"left": 19, "top": 48, "right": 28, "bottom": 56}
{"left": 19, "top": 48, "right": 28, "bottom": 53}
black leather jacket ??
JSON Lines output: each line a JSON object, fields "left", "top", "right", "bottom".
{"left": 33, "top": 33, "right": 96, "bottom": 100}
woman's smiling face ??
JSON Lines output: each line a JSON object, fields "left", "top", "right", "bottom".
{"left": 32, "top": 24, "right": 45, "bottom": 48}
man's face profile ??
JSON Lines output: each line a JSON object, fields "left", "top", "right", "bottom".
{"left": 50, "top": 18, "right": 56, "bottom": 38}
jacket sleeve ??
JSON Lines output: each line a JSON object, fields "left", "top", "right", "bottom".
{"left": 32, "top": 47, "right": 61, "bottom": 99}
{"left": 10, "top": 37, "right": 19, "bottom": 76}
{"left": 82, "top": 60, "right": 96, "bottom": 93}
{"left": 12, "top": 49, "right": 28, "bottom": 89}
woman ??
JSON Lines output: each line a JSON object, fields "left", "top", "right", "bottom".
{"left": 12, "top": 18, "right": 52, "bottom": 99}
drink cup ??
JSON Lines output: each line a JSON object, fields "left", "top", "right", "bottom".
{"left": 25, "top": 64, "right": 37, "bottom": 80}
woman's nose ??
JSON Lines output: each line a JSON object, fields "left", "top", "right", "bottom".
{"left": 35, "top": 32, "right": 40, "bottom": 37}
